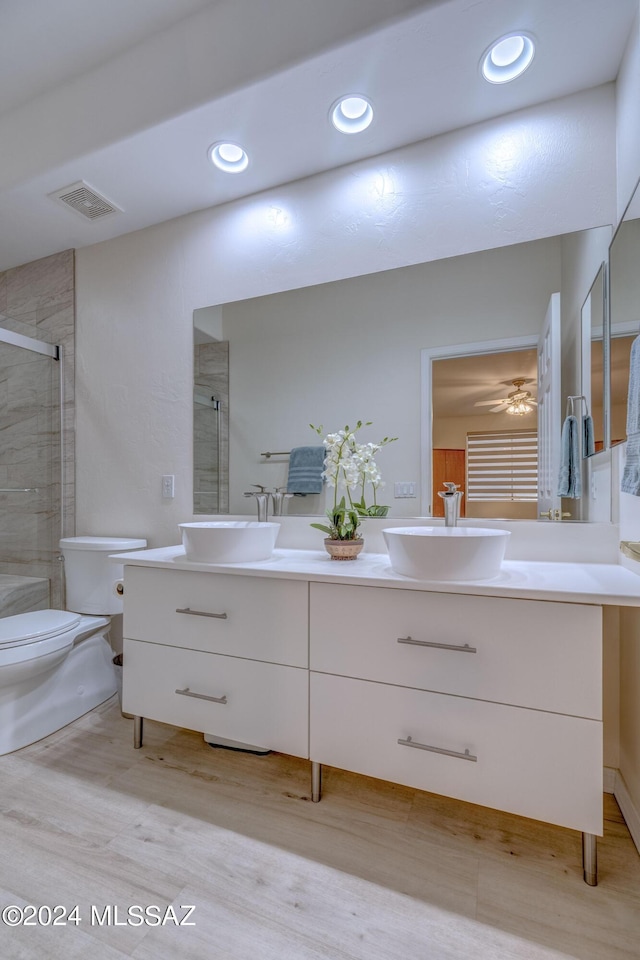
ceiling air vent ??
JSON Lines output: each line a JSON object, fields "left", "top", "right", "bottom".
{"left": 48, "top": 180, "right": 122, "bottom": 222}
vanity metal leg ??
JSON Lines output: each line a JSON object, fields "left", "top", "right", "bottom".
{"left": 311, "top": 761, "right": 322, "bottom": 802}
{"left": 582, "top": 832, "right": 597, "bottom": 886}
{"left": 133, "top": 715, "right": 144, "bottom": 749}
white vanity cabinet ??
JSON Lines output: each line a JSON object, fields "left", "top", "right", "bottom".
{"left": 122, "top": 566, "right": 309, "bottom": 757}
{"left": 120, "top": 553, "right": 613, "bottom": 883}
{"left": 309, "top": 583, "right": 604, "bottom": 836}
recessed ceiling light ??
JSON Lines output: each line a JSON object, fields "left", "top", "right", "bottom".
{"left": 481, "top": 33, "right": 535, "bottom": 83}
{"left": 330, "top": 96, "right": 373, "bottom": 134}
{"left": 208, "top": 141, "right": 249, "bottom": 173}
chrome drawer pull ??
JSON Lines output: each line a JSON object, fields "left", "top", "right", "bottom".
{"left": 176, "top": 607, "right": 228, "bottom": 620}
{"left": 175, "top": 687, "right": 228, "bottom": 704}
{"left": 397, "top": 735, "right": 477, "bottom": 762}
{"left": 397, "top": 636, "right": 476, "bottom": 654}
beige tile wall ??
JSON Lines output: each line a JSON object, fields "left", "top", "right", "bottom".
{"left": 0, "top": 250, "right": 75, "bottom": 609}
{"left": 194, "top": 340, "right": 229, "bottom": 514}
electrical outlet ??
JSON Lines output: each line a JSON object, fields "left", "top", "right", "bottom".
{"left": 394, "top": 481, "right": 416, "bottom": 498}
{"left": 162, "top": 475, "right": 175, "bottom": 499}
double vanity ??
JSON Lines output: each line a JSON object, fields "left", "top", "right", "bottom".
{"left": 114, "top": 523, "right": 640, "bottom": 887}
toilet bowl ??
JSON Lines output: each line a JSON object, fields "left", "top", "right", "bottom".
{"left": 0, "top": 536, "right": 146, "bottom": 756}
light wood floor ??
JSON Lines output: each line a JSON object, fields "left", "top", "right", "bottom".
{"left": 0, "top": 697, "right": 638, "bottom": 960}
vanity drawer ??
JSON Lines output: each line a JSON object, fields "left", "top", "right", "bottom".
{"left": 123, "top": 639, "right": 309, "bottom": 758}
{"left": 124, "top": 566, "right": 308, "bottom": 667}
{"left": 310, "top": 673, "right": 602, "bottom": 834}
{"left": 310, "top": 583, "right": 601, "bottom": 718}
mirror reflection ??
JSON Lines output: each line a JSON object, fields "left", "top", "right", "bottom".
{"left": 193, "top": 308, "right": 229, "bottom": 515}
{"left": 609, "top": 185, "right": 640, "bottom": 449}
{"left": 581, "top": 265, "right": 605, "bottom": 456}
{"left": 432, "top": 349, "right": 538, "bottom": 520}
{"left": 194, "top": 227, "right": 610, "bottom": 520}
{"left": 611, "top": 335, "right": 635, "bottom": 446}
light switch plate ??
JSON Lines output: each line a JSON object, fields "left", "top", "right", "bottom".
{"left": 394, "top": 481, "right": 416, "bottom": 498}
{"left": 162, "top": 475, "right": 175, "bottom": 499}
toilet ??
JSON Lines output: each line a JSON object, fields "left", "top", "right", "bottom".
{"left": 0, "top": 536, "right": 146, "bottom": 756}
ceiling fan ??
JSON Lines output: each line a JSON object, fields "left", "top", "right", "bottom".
{"left": 474, "top": 378, "right": 537, "bottom": 415}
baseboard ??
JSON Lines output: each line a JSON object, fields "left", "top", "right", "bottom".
{"left": 603, "top": 766, "right": 616, "bottom": 794}
{"left": 613, "top": 771, "right": 640, "bottom": 855}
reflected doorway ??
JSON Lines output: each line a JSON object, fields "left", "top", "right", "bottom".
{"left": 611, "top": 332, "right": 635, "bottom": 447}
{"left": 431, "top": 347, "right": 538, "bottom": 520}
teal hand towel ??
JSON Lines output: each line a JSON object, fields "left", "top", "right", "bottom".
{"left": 582, "top": 414, "right": 595, "bottom": 458}
{"left": 557, "top": 415, "right": 581, "bottom": 498}
{"left": 286, "top": 446, "right": 325, "bottom": 494}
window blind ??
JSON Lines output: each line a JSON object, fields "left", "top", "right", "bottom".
{"left": 466, "top": 429, "right": 538, "bottom": 502}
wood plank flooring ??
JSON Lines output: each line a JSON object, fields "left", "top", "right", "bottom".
{"left": 0, "top": 697, "right": 638, "bottom": 959}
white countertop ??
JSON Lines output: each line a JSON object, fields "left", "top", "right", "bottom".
{"left": 112, "top": 545, "right": 640, "bottom": 606}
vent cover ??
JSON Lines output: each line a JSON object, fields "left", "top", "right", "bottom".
{"left": 49, "top": 180, "right": 122, "bottom": 221}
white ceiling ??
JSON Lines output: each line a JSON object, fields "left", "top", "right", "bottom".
{"left": 432, "top": 348, "right": 538, "bottom": 418}
{"left": 0, "top": 0, "right": 637, "bottom": 273}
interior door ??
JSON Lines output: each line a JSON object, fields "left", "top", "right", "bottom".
{"left": 432, "top": 448, "right": 466, "bottom": 517}
{"left": 537, "top": 292, "right": 561, "bottom": 517}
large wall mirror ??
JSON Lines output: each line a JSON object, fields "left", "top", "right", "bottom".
{"left": 194, "top": 226, "right": 610, "bottom": 521}
{"left": 608, "top": 179, "right": 640, "bottom": 450}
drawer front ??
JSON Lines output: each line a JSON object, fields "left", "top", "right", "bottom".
{"left": 123, "top": 639, "right": 308, "bottom": 758}
{"left": 124, "top": 566, "right": 308, "bottom": 667}
{"left": 310, "top": 583, "right": 601, "bottom": 718}
{"left": 310, "top": 673, "right": 602, "bottom": 834}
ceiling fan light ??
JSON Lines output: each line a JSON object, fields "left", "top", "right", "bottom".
{"left": 505, "top": 399, "right": 533, "bottom": 415}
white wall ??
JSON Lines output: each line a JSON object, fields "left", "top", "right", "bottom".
{"left": 76, "top": 86, "right": 616, "bottom": 547}
{"left": 432, "top": 412, "right": 538, "bottom": 449}
{"left": 617, "top": 5, "right": 640, "bottom": 220}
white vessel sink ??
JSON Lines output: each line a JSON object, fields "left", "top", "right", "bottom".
{"left": 383, "top": 526, "right": 510, "bottom": 581}
{"left": 179, "top": 521, "right": 280, "bottom": 563}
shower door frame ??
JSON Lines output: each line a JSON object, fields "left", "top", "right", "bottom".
{"left": 0, "top": 325, "right": 65, "bottom": 541}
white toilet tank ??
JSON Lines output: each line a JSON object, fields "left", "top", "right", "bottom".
{"left": 60, "top": 537, "right": 147, "bottom": 615}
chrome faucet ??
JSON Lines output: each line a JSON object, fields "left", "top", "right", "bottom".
{"left": 438, "top": 482, "right": 464, "bottom": 527}
{"left": 270, "top": 486, "right": 293, "bottom": 517}
{"left": 244, "top": 484, "right": 270, "bottom": 522}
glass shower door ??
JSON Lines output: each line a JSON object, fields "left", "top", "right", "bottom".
{"left": 193, "top": 392, "right": 222, "bottom": 514}
{"left": 0, "top": 321, "right": 62, "bottom": 606}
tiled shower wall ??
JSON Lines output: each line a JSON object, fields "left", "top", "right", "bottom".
{"left": 0, "top": 249, "right": 75, "bottom": 609}
{"left": 194, "top": 340, "right": 229, "bottom": 514}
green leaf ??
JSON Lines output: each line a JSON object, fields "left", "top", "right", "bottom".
{"left": 310, "top": 523, "right": 334, "bottom": 536}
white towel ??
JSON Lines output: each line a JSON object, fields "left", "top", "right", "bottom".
{"left": 621, "top": 335, "right": 640, "bottom": 495}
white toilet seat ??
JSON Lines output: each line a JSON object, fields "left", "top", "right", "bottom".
{"left": 0, "top": 611, "right": 88, "bottom": 673}
{"left": 0, "top": 611, "right": 111, "bottom": 695}
{"left": 0, "top": 610, "right": 82, "bottom": 649}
